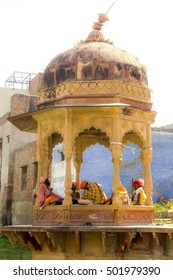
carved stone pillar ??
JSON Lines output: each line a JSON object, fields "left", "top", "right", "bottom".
{"left": 111, "top": 142, "right": 122, "bottom": 205}
{"left": 36, "top": 122, "right": 42, "bottom": 188}
{"left": 63, "top": 150, "right": 73, "bottom": 205}
{"left": 141, "top": 147, "right": 153, "bottom": 205}
{"left": 37, "top": 119, "right": 52, "bottom": 188}
{"left": 63, "top": 109, "right": 73, "bottom": 205}
{"left": 74, "top": 160, "right": 81, "bottom": 189}
{"left": 110, "top": 116, "right": 122, "bottom": 205}
{"left": 74, "top": 137, "right": 83, "bottom": 189}
{"left": 40, "top": 142, "right": 50, "bottom": 178}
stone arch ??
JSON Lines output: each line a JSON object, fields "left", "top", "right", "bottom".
{"left": 72, "top": 116, "right": 112, "bottom": 146}
{"left": 120, "top": 129, "right": 146, "bottom": 191}
{"left": 38, "top": 129, "right": 64, "bottom": 179}
{"left": 80, "top": 143, "right": 113, "bottom": 196}
{"left": 122, "top": 129, "right": 146, "bottom": 149}
{"left": 41, "top": 129, "right": 63, "bottom": 149}
{"left": 73, "top": 126, "right": 110, "bottom": 165}
{"left": 120, "top": 129, "right": 146, "bottom": 178}
{"left": 72, "top": 126, "right": 110, "bottom": 189}
{"left": 48, "top": 132, "right": 63, "bottom": 162}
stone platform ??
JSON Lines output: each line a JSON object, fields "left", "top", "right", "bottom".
{"left": 1, "top": 223, "right": 173, "bottom": 260}
{"left": 2, "top": 205, "right": 173, "bottom": 260}
{"left": 34, "top": 205, "right": 154, "bottom": 226}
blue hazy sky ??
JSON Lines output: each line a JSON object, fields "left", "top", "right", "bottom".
{"left": 0, "top": 0, "right": 172, "bottom": 127}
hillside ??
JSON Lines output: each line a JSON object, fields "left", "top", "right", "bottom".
{"left": 152, "top": 123, "right": 173, "bottom": 133}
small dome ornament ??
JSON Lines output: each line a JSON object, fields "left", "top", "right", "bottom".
{"left": 85, "top": 13, "right": 112, "bottom": 44}
{"left": 98, "top": 13, "right": 109, "bottom": 23}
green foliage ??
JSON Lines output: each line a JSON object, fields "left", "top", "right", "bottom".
{"left": 154, "top": 201, "right": 173, "bottom": 212}
{"left": 166, "top": 200, "right": 173, "bottom": 210}
{"left": 0, "top": 235, "right": 32, "bottom": 260}
{"left": 154, "top": 203, "right": 167, "bottom": 212}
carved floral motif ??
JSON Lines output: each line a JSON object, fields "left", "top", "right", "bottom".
{"left": 39, "top": 80, "right": 151, "bottom": 103}
{"left": 121, "top": 210, "right": 152, "bottom": 223}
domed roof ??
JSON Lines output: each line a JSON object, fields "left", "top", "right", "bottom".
{"left": 42, "top": 14, "right": 147, "bottom": 88}
{"left": 42, "top": 41, "right": 147, "bottom": 87}
{"left": 39, "top": 14, "right": 150, "bottom": 108}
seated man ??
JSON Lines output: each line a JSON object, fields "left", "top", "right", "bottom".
{"left": 119, "top": 185, "right": 129, "bottom": 204}
{"left": 71, "top": 181, "right": 80, "bottom": 199}
{"left": 80, "top": 181, "right": 107, "bottom": 204}
{"left": 131, "top": 180, "right": 147, "bottom": 205}
{"left": 37, "top": 178, "right": 94, "bottom": 208}
{"left": 103, "top": 184, "right": 129, "bottom": 205}
{"left": 36, "top": 177, "right": 63, "bottom": 209}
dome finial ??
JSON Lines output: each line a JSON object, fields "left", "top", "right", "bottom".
{"left": 85, "top": 13, "right": 111, "bottom": 43}
{"left": 84, "top": 2, "right": 115, "bottom": 44}
{"left": 92, "top": 13, "right": 109, "bottom": 31}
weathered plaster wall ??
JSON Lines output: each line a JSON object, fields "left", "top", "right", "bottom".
{"left": 12, "top": 201, "right": 34, "bottom": 225}
{"left": 29, "top": 73, "right": 42, "bottom": 96}
{"left": 12, "top": 141, "right": 37, "bottom": 225}
{"left": 10, "top": 93, "right": 38, "bottom": 117}
{"left": 0, "top": 87, "right": 37, "bottom": 225}
{"left": 0, "top": 87, "right": 29, "bottom": 117}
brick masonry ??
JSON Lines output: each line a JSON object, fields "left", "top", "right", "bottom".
{"left": 13, "top": 141, "right": 37, "bottom": 203}
{"left": 11, "top": 141, "right": 37, "bottom": 224}
{"left": 10, "top": 94, "right": 39, "bottom": 117}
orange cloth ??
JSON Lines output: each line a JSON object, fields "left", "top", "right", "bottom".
{"left": 36, "top": 183, "right": 62, "bottom": 207}
{"left": 80, "top": 181, "right": 87, "bottom": 189}
{"left": 44, "top": 196, "right": 58, "bottom": 205}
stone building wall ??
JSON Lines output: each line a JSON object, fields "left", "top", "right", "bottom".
{"left": 0, "top": 83, "right": 38, "bottom": 225}
{"left": 12, "top": 141, "right": 37, "bottom": 225}
{"left": 0, "top": 113, "right": 35, "bottom": 225}
{"left": 29, "top": 73, "right": 42, "bottom": 96}
{"left": 10, "top": 93, "right": 39, "bottom": 117}
{"left": 0, "top": 87, "right": 29, "bottom": 116}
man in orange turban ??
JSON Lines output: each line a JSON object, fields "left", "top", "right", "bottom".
{"left": 80, "top": 181, "right": 107, "bottom": 204}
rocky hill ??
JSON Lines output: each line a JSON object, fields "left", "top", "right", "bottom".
{"left": 152, "top": 123, "right": 173, "bottom": 133}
